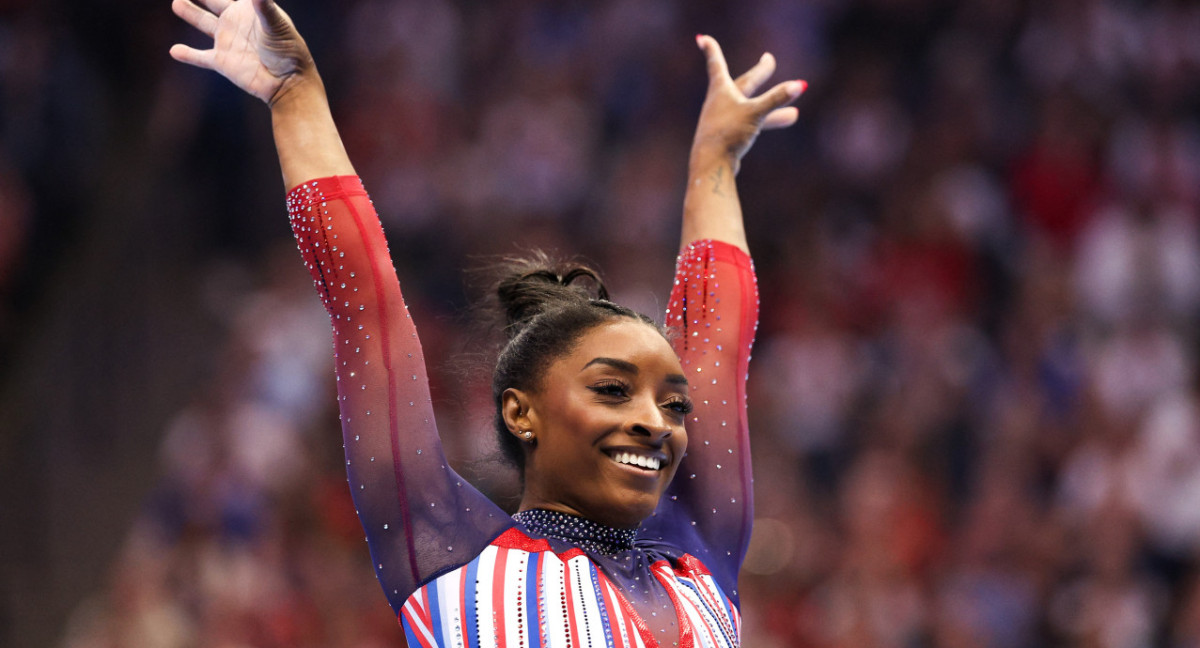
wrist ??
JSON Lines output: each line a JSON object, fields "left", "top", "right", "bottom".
{"left": 268, "top": 68, "right": 325, "bottom": 112}
{"left": 268, "top": 69, "right": 355, "bottom": 189}
{"left": 688, "top": 148, "right": 739, "bottom": 179}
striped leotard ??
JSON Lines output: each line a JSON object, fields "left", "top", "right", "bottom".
{"left": 287, "top": 176, "right": 759, "bottom": 648}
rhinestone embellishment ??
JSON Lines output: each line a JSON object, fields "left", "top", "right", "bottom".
{"left": 513, "top": 509, "right": 637, "bottom": 556}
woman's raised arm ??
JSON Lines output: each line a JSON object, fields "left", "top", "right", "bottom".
{"left": 680, "top": 35, "right": 805, "bottom": 253}
{"left": 169, "top": 0, "right": 354, "bottom": 188}
{"left": 645, "top": 36, "right": 805, "bottom": 601}
{"left": 170, "top": 0, "right": 510, "bottom": 612}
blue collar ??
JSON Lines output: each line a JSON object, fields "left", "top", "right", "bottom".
{"left": 512, "top": 509, "right": 637, "bottom": 556}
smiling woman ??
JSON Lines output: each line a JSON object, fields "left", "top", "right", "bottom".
{"left": 169, "top": 0, "right": 804, "bottom": 646}
{"left": 503, "top": 318, "right": 691, "bottom": 529}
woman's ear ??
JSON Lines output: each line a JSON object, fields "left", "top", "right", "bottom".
{"left": 501, "top": 388, "right": 534, "bottom": 438}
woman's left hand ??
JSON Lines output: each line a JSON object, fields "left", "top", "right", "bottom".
{"left": 691, "top": 35, "right": 806, "bottom": 174}
{"left": 170, "top": 0, "right": 314, "bottom": 107}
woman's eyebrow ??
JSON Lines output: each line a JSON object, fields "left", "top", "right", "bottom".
{"left": 582, "top": 357, "right": 638, "bottom": 374}
{"left": 582, "top": 357, "right": 689, "bottom": 386}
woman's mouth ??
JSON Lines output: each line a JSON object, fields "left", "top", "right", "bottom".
{"left": 607, "top": 450, "right": 664, "bottom": 472}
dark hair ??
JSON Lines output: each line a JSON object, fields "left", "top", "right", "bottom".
{"left": 490, "top": 252, "right": 663, "bottom": 472}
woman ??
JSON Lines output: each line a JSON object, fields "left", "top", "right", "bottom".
{"left": 170, "top": 0, "right": 805, "bottom": 646}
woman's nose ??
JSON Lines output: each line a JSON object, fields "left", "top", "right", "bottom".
{"left": 628, "top": 400, "right": 673, "bottom": 441}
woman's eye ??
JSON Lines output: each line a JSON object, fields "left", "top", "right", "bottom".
{"left": 664, "top": 399, "right": 694, "bottom": 415}
{"left": 590, "top": 380, "right": 629, "bottom": 397}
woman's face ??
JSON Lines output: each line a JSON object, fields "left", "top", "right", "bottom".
{"left": 510, "top": 319, "right": 691, "bottom": 529}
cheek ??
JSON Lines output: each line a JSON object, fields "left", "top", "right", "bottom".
{"left": 666, "top": 427, "right": 688, "bottom": 472}
{"left": 562, "top": 396, "right": 622, "bottom": 433}
{"left": 674, "top": 427, "right": 688, "bottom": 453}
{"left": 545, "top": 400, "right": 614, "bottom": 452}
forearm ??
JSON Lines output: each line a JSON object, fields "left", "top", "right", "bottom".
{"left": 270, "top": 73, "right": 356, "bottom": 190}
{"left": 680, "top": 151, "right": 749, "bottom": 254}
{"left": 680, "top": 34, "right": 804, "bottom": 254}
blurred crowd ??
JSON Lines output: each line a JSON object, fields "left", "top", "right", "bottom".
{"left": 9, "top": 0, "right": 1200, "bottom": 646}
{"left": 0, "top": 0, "right": 98, "bottom": 360}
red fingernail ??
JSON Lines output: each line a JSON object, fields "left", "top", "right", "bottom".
{"left": 795, "top": 80, "right": 808, "bottom": 93}
{"left": 695, "top": 34, "right": 705, "bottom": 46}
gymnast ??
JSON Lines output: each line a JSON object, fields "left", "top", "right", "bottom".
{"left": 170, "top": 1, "right": 805, "bottom": 646}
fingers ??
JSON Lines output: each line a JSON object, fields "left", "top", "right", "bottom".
{"left": 195, "top": 0, "right": 232, "bottom": 15}
{"left": 172, "top": 0, "right": 218, "bottom": 37}
{"left": 168, "top": 43, "right": 215, "bottom": 70}
{"left": 762, "top": 106, "right": 799, "bottom": 130}
{"left": 734, "top": 52, "right": 777, "bottom": 97}
{"left": 696, "top": 34, "right": 731, "bottom": 84}
{"left": 750, "top": 79, "right": 807, "bottom": 119}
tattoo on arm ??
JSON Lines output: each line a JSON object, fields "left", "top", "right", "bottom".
{"left": 710, "top": 165, "right": 730, "bottom": 198}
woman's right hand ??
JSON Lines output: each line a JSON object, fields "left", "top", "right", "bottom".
{"left": 170, "top": 0, "right": 314, "bottom": 106}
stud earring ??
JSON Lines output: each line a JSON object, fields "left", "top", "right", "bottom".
{"left": 521, "top": 430, "right": 533, "bottom": 440}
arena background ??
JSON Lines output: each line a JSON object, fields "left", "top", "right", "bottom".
{"left": 3, "top": 0, "right": 1200, "bottom": 646}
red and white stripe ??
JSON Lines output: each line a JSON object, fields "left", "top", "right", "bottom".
{"left": 400, "top": 534, "right": 740, "bottom": 648}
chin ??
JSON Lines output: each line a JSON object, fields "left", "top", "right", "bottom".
{"left": 602, "top": 468, "right": 679, "bottom": 528}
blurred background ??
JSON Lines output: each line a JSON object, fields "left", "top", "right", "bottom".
{"left": 3, "top": 0, "right": 1200, "bottom": 645}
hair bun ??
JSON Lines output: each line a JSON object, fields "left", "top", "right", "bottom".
{"left": 494, "top": 253, "right": 609, "bottom": 339}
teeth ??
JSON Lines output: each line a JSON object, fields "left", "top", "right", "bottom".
{"left": 612, "top": 452, "right": 661, "bottom": 471}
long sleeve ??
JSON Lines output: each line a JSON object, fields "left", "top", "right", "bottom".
{"left": 641, "top": 239, "right": 759, "bottom": 604}
{"left": 286, "top": 176, "right": 512, "bottom": 612}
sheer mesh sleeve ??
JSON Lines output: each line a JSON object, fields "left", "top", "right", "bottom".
{"left": 286, "top": 176, "right": 511, "bottom": 612}
{"left": 642, "top": 239, "right": 759, "bottom": 603}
